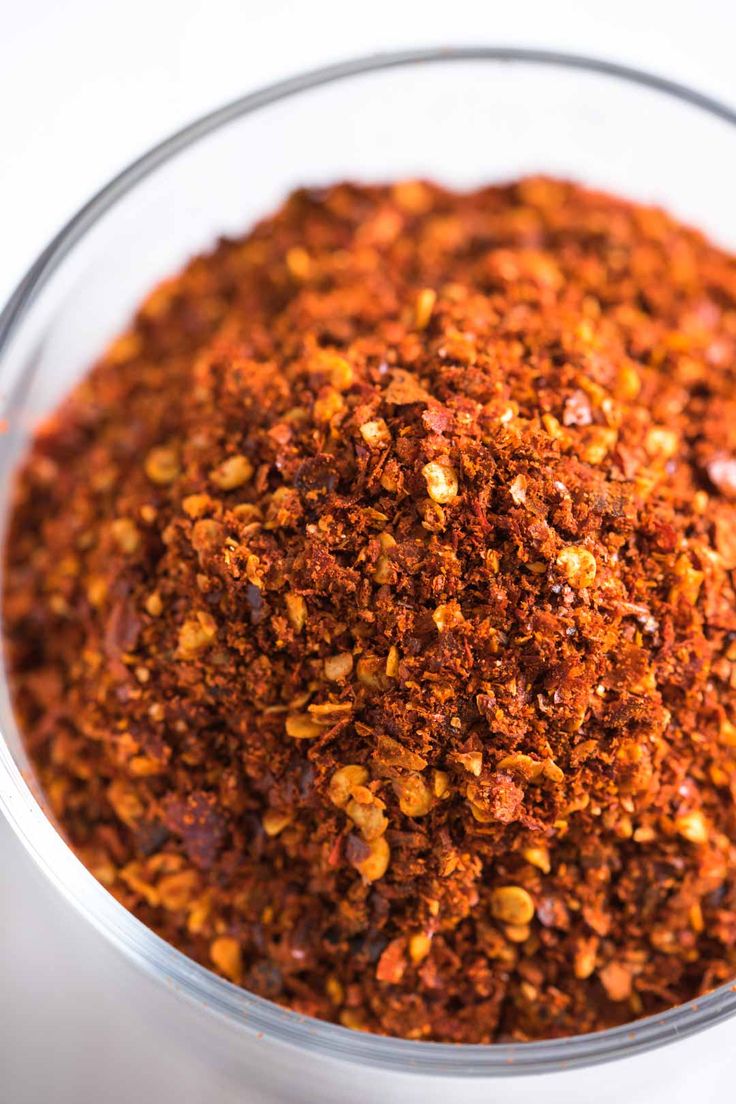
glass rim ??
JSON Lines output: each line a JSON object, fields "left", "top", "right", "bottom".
{"left": 2, "top": 46, "right": 736, "bottom": 1077}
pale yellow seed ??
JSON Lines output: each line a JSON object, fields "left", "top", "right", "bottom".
{"left": 86, "top": 576, "right": 108, "bottom": 608}
{"left": 326, "top": 975, "right": 344, "bottom": 1004}
{"left": 422, "top": 459, "right": 459, "bottom": 504}
{"left": 182, "top": 493, "right": 213, "bottom": 518}
{"left": 352, "top": 835, "right": 390, "bottom": 882}
{"left": 350, "top": 783, "right": 374, "bottom": 803}
{"left": 286, "top": 246, "right": 311, "bottom": 280}
{"left": 675, "top": 810, "right": 708, "bottom": 845}
{"left": 88, "top": 854, "right": 116, "bottom": 887}
{"left": 408, "top": 931, "right": 432, "bottom": 964}
{"left": 360, "top": 419, "right": 391, "bottom": 448}
{"left": 313, "top": 349, "right": 353, "bottom": 390}
{"left": 232, "top": 502, "right": 263, "bottom": 524}
{"left": 385, "top": 645, "right": 400, "bottom": 678}
{"left": 574, "top": 939, "right": 599, "bottom": 980}
{"left": 693, "top": 490, "right": 709, "bottom": 514}
{"left": 615, "top": 361, "right": 641, "bottom": 400}
{"left": 187, "top": 897, "right": 212, "bottom": 935}
{"left": 373, "top": 554, "right": 394, "bottom": 585}
{"left": 556, "top": 545, "right": 597, "bottom": 589}
{"left": 262, "top": 810, "right": 294, "bottom": 837}
{"left": 581, "top": 427, "right": 617, "bottom": 465}
{"left": 433, "top": 770, "right": 450, "bottom": 798}
{"left": 542, "top": 412, "right": 565, "bottom": 440}
{"left": 542, "top": 760, "right": 565, "bottom": 784}
{"left": 456, "top": 750, "right": 483, "bottom": 776}
{"left": 111, "top": 517, "right": 140, "bottom": 554}
{"left": 324, "top": 652, "right": 354, "bottom": 682}
{"left": 598, "top": 962, "right": 632, "bottom": 1002}
{"left": 490, "top": 885, "right": 535, "bottom": 926}
{"left": 157, "top": 870, "right": 199, "bottom": 911}
{"left": 209, "top": 454, "right": 253, "bottom": 491}
{"left": 329, "top": 765, "right": 370, "bottom": 808}
{"left": 339, "top": 1009, "right": 367, "bottom": 1031}
{"left": 48, "top": 594, "right": 70, "bottom": 616}
{"left": 689, "top": 902, "right": 705, "bottom": 933}
{"left": 107, "top": 779, "right": 144, "bottom": 827}
{"left": 415, "top": 287, "right": 437, "bottom": 330}
{"left": 669, "top": 553, "right": 704, "bottom": 605}
{"left": 191, "top": 519, "right": 222, "bottom": 553}
{"left": 392, "top": 179, "right": 432, "bottom": 214}
{"left": 210, "top": 936, "right": 242, "bottom": 984}
{"left": 522, "top": 845, "right": 551, "bottom": 874}
{"left": 129, "top": 755, "right": 164, "bottom": 777}
{"left": 345, "top": 798, "right": 388, "bottom": 841}
{"left": 645, "top": 426, "right": 679, "bottom": 459}
{"left": 177, "top": 611, "right": 217, "bottom": 658}
{"left": 432, "top": 601, "right": 464, "bottom": 632}
{"left": 397, "top": 773, "right": 433, "bottom": 818}
{"left": 285, "top": 713, "right": 323, "bottom": 740}
{"left": 145, "top": 591, "right": 163, "bottom": 617}
{"left": 308, "top": 700, "right": 352, "bottom": 724}
{"left": 504, "top": 923, "right": 531, "bottom": 943}
{"left": 285, "top": 592, "right": 307, "bottom": 632}
{"left": 144, "top": 446, "right": 180, "bottom": 485}
{"left": 372, "top": 534, "right": 395, "bottom": 583}
{"left": 314, "top": 388, "right": 344, "bottom": 424}
{"left": 497, "top": 753, "right": 544, "bottom": 781}
{"left": 245, "top": 554, "right": 262, "bottom": 587}
{"left": 719, "top": 718, "right": 736, "bottom": 747}
{"left": 710, "top": 763, "right": 730, "bottom": 787}
{"left": 329, "top": 357, "right": 354, "bottom": 392}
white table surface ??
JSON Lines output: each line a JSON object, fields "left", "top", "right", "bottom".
{"left": 2, "top": 2, "right": 736, "bottom": 1101}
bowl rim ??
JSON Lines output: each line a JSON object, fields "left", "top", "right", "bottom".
{"left": 2, "top": 46, "right": 736, "bottom": 1078}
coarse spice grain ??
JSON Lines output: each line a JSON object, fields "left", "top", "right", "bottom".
{"left": 5, "top": 177, "right": 736, "bottom": 1042}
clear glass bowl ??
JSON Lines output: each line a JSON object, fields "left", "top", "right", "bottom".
{"left": 2, "top": 48, "right": 736, "bottom": 1098}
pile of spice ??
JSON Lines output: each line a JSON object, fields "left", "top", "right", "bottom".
{"left": 5, "top": 177, "right": 736, "bottom": 1043}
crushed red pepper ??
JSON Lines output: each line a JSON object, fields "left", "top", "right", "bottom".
{"left": 5, "top": 177, "right": 736, "bottom": 1042}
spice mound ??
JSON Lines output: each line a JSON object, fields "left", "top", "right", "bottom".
{"left": 6, "top": 178, "right": 736, "bottom": 1044}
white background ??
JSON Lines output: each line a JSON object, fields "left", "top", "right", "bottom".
{"left": 2, "top": 2, "right": 736, "bottom": 1102}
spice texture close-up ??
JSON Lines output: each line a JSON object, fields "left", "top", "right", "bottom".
{"left": 5, "top": 176, "right": 736, "bottom": 1043}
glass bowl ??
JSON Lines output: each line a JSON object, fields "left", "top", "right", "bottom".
{"left": 2, "top": 47, "right": 736, "bottom": 1103}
